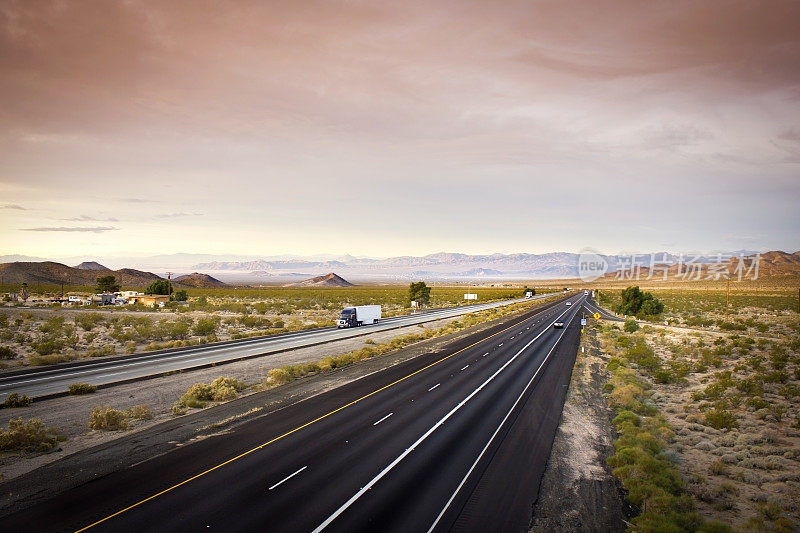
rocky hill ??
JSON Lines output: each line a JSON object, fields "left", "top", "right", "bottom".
{"left": 172, "top": 272, "right": 227, "bottom": 288}
{"left": 0, "top": 261, "right": 162, "bottom": 286}
{"left": 74, "top": 261, "right": 110, "bottom": 271}
{"left": 284, "top": 272, "right": 354, "bottom": 287}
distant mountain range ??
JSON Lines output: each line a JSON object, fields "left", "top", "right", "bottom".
{"left": 191, "top": 251, "right": 773, "bottom": 281}
{"left": 0, "top": 250, "right": 795, "bottom": 285}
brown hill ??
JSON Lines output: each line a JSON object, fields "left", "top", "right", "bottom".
{"left": 284, "top": 272, "right": 354, "bottom": 287}
{"left": 0, "top": 261, "right": 162, "bottom": 287}
{"left": 603, "top": 251, "right": 800, "bottom": 280}
{"left": 172, "top": 272, "right": 227, "bottom": 288}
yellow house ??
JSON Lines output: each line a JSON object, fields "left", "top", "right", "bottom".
{"left": 128, "top": 295, "right": 170, "bottom": 307}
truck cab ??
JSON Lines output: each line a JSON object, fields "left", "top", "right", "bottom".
{"left": 338, "top": 308, "right": 357, "bottom": 328}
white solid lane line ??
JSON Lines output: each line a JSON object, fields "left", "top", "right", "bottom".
{"left": 310, "top": 303, "right": 576, "bottom": 533}
{"left": 373, "top": 413, "right": 394, "bottom": 426}
{"left": 268, "top": 466, "right": 307, "bottom": 491}
{"left": 460, "top": 365, "right": 469, "bottom": 371}
{"left": 428, "top": 384, "right": 440, "bottom": 392}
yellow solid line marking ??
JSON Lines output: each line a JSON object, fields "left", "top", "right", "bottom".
{"left": 75, "top": 304, "right": 553, "bottom": 532}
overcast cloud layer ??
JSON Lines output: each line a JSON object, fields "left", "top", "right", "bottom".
{"left": 1, "top": 0, "right": 799, "bottom": 258}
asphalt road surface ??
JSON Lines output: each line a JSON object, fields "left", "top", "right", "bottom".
{"left": 0, "top": 294, "right": 558, "bottom": 400}
{"left": 3, "top": 293, "right": 586, "bottom": 532}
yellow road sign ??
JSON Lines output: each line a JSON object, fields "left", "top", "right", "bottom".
{"left": 593, "top": 312, "right": 601, "bottom": 320}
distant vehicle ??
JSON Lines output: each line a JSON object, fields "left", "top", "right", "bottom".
{"left": 566, "top": 302, "right": 572, "bottom": 306}
{"left": 337, "top": 305, "right": 381, "bottom": 328}
{"left": 553, "top": 321, "right": 564, "bottom": 329}
{"left": 67, "top": 296, "right": 82, "bottom": 303}
{"left": 584, "top": 290, "right": 589, "bottom": 295}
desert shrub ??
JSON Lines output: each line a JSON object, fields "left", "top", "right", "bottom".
{"left": 125, "top": 341, "right": 136, "bottom": 354}
{"left": 0, "top": 418, "right": 64, "bottom": 451}
{"left": 74, "top": 312, "right": 104, "bottom": 331}
{"left": 623, "top": 319, "right": 640, "bottom": 333}
{"left": 624, "top": 339, "right": 662, "bottom": 375}
{"left": 764, "top": 370, "right": 789, "bottom": 384}
{"left": 267, "top": 368, "right": 292, "bottom": 385}
{"left": 27, "top": 352, "right": 78, "bottom": 366}
{"left": 709, "top": 459, "right": 729, "bottom": 476}
{"left": 0, "top": 346, "right": 16, "bottom": 359}
{"left": 746, "top": 397, "right": 770, "bottom": 410}
{"left": 3, "top": 393, "right": 32, "bottom": 408}
{"left": 68, "top": 382, "right": 97, "bottom": 395}
{"left": 88, "top": 406, "right": 129, "bottom": 430}
{"left": 87, "top": 345, "right": 116, "bottom": 358}
{"left": 30, "top": 337, "right": 67, "bottom": 356}
{"left": 39, "top": 315, "right": 65, "bottom": 333}
{"left": 126, "top": 404, "right": 153, "bottom": 420}
{"left": 179, "top": 383, "right": 214, "bottom": 408}
{"left": 735, "top": 376, "right": 764, "bottom": 396}
{"left": 704, "top": 408, "right": 738, "bottom": 430}
{"left": 778, "top": 384, "right": 800, "bottom": 399}
{"left": 210, "top": 376, "right": 246, "bottom": 401}
{"left": 192, "top": 317, "right": 219, "bottom": 336}
{"left": 239, "top": 315, "right": 271, "bottom": 329}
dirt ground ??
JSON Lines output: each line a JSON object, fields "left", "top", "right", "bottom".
{"left": 0, "top": 314, "right": 462, "bottom": 482}
{"left": 530, "top": 327, "right": 632, "bottom": 532}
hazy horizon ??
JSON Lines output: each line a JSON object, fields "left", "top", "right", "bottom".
{"left": 2, "top": 1, "right": 799, "bottom": 258}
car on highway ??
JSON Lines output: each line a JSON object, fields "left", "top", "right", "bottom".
{"left": 566, "top": 302, "right": 572, "bottom": 306}
{"left": 553, "top": 320, "right": 564, "bottom": 328}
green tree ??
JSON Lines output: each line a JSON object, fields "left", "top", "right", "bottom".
{"left": 174, "top": 290, "right": 188, "bottom": 302}
{"left": 408, "top": 281, "right": 431, "bottom": 307}
{"left": 95, "top": 275, "right": 119, "bottom": 293}
{"left": 145, "top": 280, "right": 172, "bottom": 296}
{"left": 616, "top": 286, "right": 664, "bottom": 318}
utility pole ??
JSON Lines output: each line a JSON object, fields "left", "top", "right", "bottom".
{"left": 725, "top": 277, "right": 731, "bottom": 323}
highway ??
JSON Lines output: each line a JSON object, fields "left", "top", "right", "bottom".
{"left": 2, "top": 292, "right": 587, "bottom": 532}
{"left": 0, "top": 294, "right": 558, "bottom": 400}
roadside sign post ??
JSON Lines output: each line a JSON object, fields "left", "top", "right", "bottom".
{"left": 593, "top": 312, "right": 601, "bottom": 320}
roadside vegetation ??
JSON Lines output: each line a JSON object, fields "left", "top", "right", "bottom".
{"left": 88, "top": 404, "right": 154, "bottom": 431}
{"left": 0, "top": 418, "right": 65, "bottom": 452}
{"left": 67, "top": 383, "right": 97, "bottom": 395}
{"left": 591, "top": 284, "right": 800, "bottom": 530}
{"left": 174, "top": 377, "right": 247, "bottom": 412}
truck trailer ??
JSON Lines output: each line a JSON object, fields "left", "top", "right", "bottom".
{"left": 337, "top": 305, "right": 381, "bottom": 328}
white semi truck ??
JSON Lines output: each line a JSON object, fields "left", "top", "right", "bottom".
{"left": 337, "top": 305, "right": 381, "bottom": 328}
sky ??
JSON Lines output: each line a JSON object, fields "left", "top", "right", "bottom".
{"left": 1, "top": 0, "right": 799, "bottom": 260}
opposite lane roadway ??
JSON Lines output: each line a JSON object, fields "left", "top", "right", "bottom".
{"left": 0, "top": 293, "right": 560, "bottom": 400}
{"left": 2, "top": 292, "right": 587, "bottom": 532}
